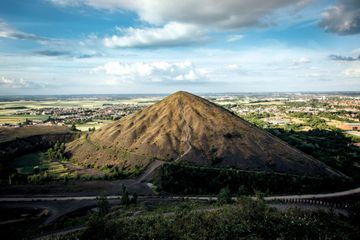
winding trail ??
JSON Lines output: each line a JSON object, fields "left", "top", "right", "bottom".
{"left": 175, "top": 106, "right": 192, "bottom": 162}
{"left": 136, "top": 160, "right": 164, "bottom": 183}
{"left": 263, "top": 186, "right": 360, "bottom": 201}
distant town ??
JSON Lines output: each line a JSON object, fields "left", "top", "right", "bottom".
{"left": 0, "top": 92, "right": 359, "bottom": 137}
{"left": 12, "top": 104, "right": 144, "bottom": 126}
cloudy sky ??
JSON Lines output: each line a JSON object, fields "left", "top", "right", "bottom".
{"left": 0, "top": 0, "right": 359, "bottom": 95}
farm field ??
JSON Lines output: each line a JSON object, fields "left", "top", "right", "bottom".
{"left": 75, "top": 120, "right": 114, "bottom": 131}
{"left": 0, "top": 114, "right": 50, "bottom": 125}
{"left": 0, "top": 97, "right": 159, "bottom": 112}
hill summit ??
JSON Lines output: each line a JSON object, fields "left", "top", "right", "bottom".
{"left": 67, "top": 91, "right": 342, "bottom": 177}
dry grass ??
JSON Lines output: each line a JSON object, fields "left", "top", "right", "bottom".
{"left": 0, "top": 125, "right": 71, "bottom": 143}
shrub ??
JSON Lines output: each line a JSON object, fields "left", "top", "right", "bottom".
{"left": 121, "top": 184, "right": 130, "bottom": 206}
{"left": 97, "top": 196, "right": 110, "bottom": 216}
{"left": 217, "top": 187, "right": 232, "bottom": 204}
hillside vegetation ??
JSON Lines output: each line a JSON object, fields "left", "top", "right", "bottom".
{"left": 59, "top": 198, "right": 360, "bottom": 240}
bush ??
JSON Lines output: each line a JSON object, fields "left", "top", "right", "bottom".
{"left": 217, "top": 187, "right": 232, "bottom": 204}
{"left": 46, "top": 141, "right": 67, "bottom": 161}
{"left": 97, "top": 196, "right": 110, "bottom": 216}
{"left": 121, "top": 184, "right": 130, "bottom": 206}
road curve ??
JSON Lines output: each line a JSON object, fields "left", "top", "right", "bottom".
{"left": 263, "top": 186, "right": 360, "bottom": 201}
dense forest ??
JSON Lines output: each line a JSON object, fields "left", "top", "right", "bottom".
{"left": 268, "top": 128, "right": 360, "bottom": 181}
{"left": 159, "top": 163, "right": 351, "bottom": 195}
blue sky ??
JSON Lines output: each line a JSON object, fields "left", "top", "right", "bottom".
{"left": 0, "top": 0, "right": 359, "bottom": 94}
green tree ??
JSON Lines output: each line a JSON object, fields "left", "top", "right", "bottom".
{"left": 97, "top": 196, "right": 110, "bottom": 216}
{"left": 348, "top": 202, "right": 360, "bottom": 227}
{"left": 81, "top": 214, "right": 108, "bottom": 240}
{"left": 131, "top": 192, "right": 138, "bottom": 204}
{"left": 238, "top": 185, "right": 249, "bottom": 196}
{"left": 217, "top": 187, "right": 232, "bottom": 204}
{"left": 121, "top": 184, "right": 130, "bottom": 206}
{"left": 70, "top": 123, "right": 77, "bottom": 131}
{"left": 46, "top": 141, "right": 67, "bottom": 161}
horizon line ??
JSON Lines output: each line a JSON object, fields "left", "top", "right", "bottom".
{"left": 1, "top": 90, "right": 360, "bottom": 97}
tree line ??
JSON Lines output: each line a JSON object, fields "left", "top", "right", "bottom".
{"left": 159, "top": 163, "right": 352, "bottom": 195}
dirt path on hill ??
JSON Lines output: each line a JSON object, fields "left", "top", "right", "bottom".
{"left": 175, "top": 106, "right": 192, "bottom": 162}
{"left": 136, "top": 160, "right": 164, "bottom": 183}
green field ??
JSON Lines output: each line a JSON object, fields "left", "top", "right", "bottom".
{"left": 6, "top": 147, "right": 108, "bottom": 183}
{"left": 75, "top": 120, "right": 114, "bottom": 132}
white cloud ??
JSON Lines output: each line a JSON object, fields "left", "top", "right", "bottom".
{"left": 226, "top": 64, "right": 240, "bottom": 70}
{"left": 344, "top": 64, "right": 360, "bottom": 77}
{"left": 0, "top": 76, "right": 46, "bottom": 89}
{"left": 319, "top": 0, "right": 360, "bottom": 35}
{"left": 104, "top": 22, "right": 207, "bottom": 48}
{"left": 352, "top": 48, "right": 360, "bottom": 55}
{"left": 92, "top": 61, "right": 207, "bottom": 83}
{"left": 293, "top": 57, "right": 311, "bottom": 64}
{"left": 0, "top": 20, "right": 51, "bottom": 44}
{"left": 49, "top": 0, "right": 309, "bottom": 29}
{"left": 227, "top": 35, "right": 244, "bottom": 42}
{"left": 49, "top": 0, "right": 311, "bottom": 48}
{"left": 49, "top": 0, "right": 133, "bottom": 9}
{"left": 48, "top": 0, "right": 82, "bottom": 6}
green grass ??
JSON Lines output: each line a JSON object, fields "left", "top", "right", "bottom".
{"left": 75, "top": 120, "right": 114, "bottom": 132}
{"left": 47, "top": 161, "right": 66, "bottom": 174}
{"left": 10, "top": 151, "right": 69, "bottom": 177}
{"left": 7, "top": 149, "right": 106, "bottom": 183}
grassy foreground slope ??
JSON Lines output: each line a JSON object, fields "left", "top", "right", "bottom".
{"left": 59, "top": 198, "right": 360, "bottom": 240}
